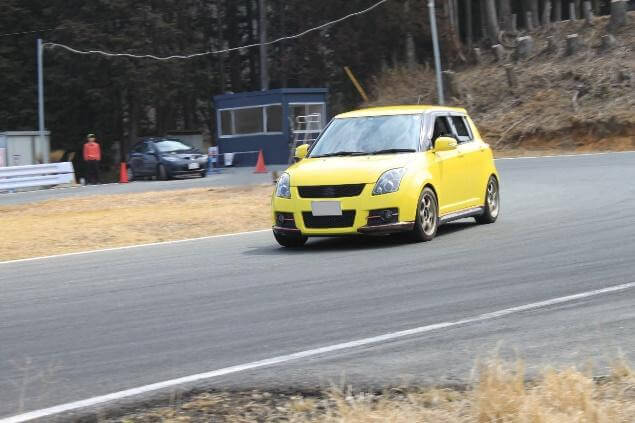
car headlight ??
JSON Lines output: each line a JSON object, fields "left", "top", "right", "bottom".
{"left": 163, "top": 155, "right": 179, "bottom": 162}
{"left": 373, "top": 168, "right": 406, "bottom": 195}
{"left": 276, "top": 172, "right": 291, "bottom": 198}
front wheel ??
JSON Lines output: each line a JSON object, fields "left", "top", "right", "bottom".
{"left": 274, "top": 231, "right": 308, "bottom": 248}
{"left": 476, "top": 176, "right": 500, "bottom": 224}
{"left": 409, "top": 187, "right": 438, "bottom": 242}
{"left": 157, "top": 164, "right": 170, "bottom": 181}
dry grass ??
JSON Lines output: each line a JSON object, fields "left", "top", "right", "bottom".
{"left": 0, "top": 185, "right": 274, "bottom": 261}
{"left": 107, "top": 358, "right": 635, "bottom": 422}
{"left": 369, "top": 13, "right": 635, "bottom": 152}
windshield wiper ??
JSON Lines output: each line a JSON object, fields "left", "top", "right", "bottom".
{"left": 370, "top": 148, "right": 416, "bottom": 155}
{"left": 313, "top": 151, "right": 366, "bottom": 157}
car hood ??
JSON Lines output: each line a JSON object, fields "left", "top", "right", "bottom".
{"left": 162, "top": 152, "right": 204, "bottom": 160}
{"left": 288, "top": 154, "right": 417, "bottom": 185}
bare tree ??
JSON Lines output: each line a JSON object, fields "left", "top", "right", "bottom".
{"left": 484, "top": 0, "right": 500, "bottom": 42}
{"left": 609, "top": 0, "right": 628, "bottom": 31}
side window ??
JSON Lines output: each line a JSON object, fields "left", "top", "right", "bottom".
{"left": 133, "top": 143, "right": 144, "bottom": 153}
{"left": 142, "top": 143, "right": 153, "bottom": 153}
{"left": 432, "top": 116, "right": 452, "bottom": 145}
{"left": 450, "top": 116, "right": 473, "bottom": 143}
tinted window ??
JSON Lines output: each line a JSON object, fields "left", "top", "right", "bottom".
{"left": 133, "top": 143, "right": 145, "bottom": 153}
{"left": 234, "top": 107, "right": 264, "bottom": 134}
{"left": 266, "top": 105, "right": 282, "bottom": 132}
{"left": 451, "top": 116, "right": 472, "bottom": 141}
{"left": 432, "top": 116, "right": 452, "bottom": 142}
{"left": 220, "top": 110, "right": 233, "bottom": 136}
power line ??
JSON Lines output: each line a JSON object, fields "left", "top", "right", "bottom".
{"left": 42, "top": 0, "right": 390, "bottom": 60}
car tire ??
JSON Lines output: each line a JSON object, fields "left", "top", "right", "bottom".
{"left": 409, "top": 187, "right": 438, "bottom": 242}
{"left": 128, "top": 166, "right": 136, "bottom": 182}
{"left": 274, "top": 231, "right": 308, "bottom": 248}
{"left": 157, "top": 164, "right": 170, "bottom": 181}
{"left": 476, "top": 176, "right": 500, "bottom": 224}
{"left": 199, "top": 171, "right": 207, "bottom": 178}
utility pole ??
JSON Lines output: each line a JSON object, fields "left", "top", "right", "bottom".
{"left": 37, "top": 38, "right": 46, "bottom": 152}
{"left": 427, "top": 1, "right": 444, "bottom": 105}
{"left": 258, "top": 0, "right": 269, "bottom": 91}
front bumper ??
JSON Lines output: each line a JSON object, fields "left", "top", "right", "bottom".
{"left": 272, "top": 184, "right": 419, "bottom": 236}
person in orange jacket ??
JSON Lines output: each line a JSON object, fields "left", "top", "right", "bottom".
{"left": 83, "top": 133, "right": 102, "bottom": 184}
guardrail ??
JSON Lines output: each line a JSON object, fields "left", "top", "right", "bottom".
{"left": 0, "top": 162, "right": 75, "bottom": 191}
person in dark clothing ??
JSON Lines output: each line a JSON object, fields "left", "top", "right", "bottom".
{"left": 83, "top": 133, "right": 102, "bottom": 184}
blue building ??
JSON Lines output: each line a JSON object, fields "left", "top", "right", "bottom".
{"left": 213, "top": 88, "right": 328, "bottom": 165}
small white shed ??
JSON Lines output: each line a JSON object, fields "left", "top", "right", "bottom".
{"left": 0, "top": 131, "right": 51, "bottom": 167}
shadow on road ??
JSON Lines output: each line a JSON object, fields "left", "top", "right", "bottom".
{"left": 244, "top": 220, "right": 479, "bottom": 256}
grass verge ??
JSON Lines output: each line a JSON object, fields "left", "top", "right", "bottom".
{"left": 0, "top": 185, "right": 274, "bottom": 261}
{"left": 103, "top": 357, "right": 635, "bottom": 422}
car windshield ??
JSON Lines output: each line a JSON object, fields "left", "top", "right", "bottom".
{"left": 309, "top": 114, "right": 421, "bottom": 158}
{"left": 154, "top": 140, "right": 193, "bottom": 153}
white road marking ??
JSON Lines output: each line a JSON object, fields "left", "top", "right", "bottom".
{"left": 2, "top": 281, "right": 633, "bottom": 423}
{"left": 0, "top": 230, "right": 271, "bottom": 265}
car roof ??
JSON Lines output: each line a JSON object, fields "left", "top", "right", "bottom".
{"left": 335, "top": 105, "right": 467, "bottom": 119}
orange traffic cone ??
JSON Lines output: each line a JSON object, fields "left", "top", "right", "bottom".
{"left": 254, "top": 150, "right": 268, "bottom": 173}
{"left": 119, "top": 162, "right": 129, "bottom": 183}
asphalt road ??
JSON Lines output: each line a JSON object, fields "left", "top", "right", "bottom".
{"left": 1, "top": 152, "right": 635, "bottom": 421}
{"left": 0, "top": 165, "right": 287, "bottom": 206}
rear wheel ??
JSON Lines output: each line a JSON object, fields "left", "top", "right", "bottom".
{"left": 128, "top": 166, "right": 136, "bottom": 182}
{"left": 409, "top": 187, "right": 438, "bottom": 242}
{"left": 274, "top": 231, "right": 308, "bottom": 248}
{"left": 476, "top": 176, "right": 500, "bottom": 224}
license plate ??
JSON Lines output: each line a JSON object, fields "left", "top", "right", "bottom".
{"left": 311, "top": 201, "right": 342, "bottom": 216}
{"left": 188, "top": 162, "right": 200, "bottom": 170}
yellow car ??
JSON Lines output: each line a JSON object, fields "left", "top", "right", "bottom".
{"left": 272, "top": 105, "right": 500, "bottom": 247}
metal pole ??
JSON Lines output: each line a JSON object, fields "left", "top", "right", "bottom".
{"left": 427, "top": 1, "right": 445, "bottom": 105}
{"left": 37, "top": 39, "right": 46, "bottom": 153}
{"left": 258, "top": 0, "right": 269, "bottom": 91}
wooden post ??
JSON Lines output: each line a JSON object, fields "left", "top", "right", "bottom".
{"left": 526, "top": 11, "right": 534, "bottom": 31}
{"left": 504, "top": 64, "right": 518, "bottom": 89}
{"left": 569, "top": 2, "right": 577, "bottom": 20}
{"left": 600, "top": 34, "right": 616, "bottom": 51}
{"left": 609, "top": 0, "right": 628, "bottom": 32}
{"left": 554, "top": 0, "right": 562, "bottom": 21}
{"left": 492, "top": 44, "right": 506, "bottom": 62}
{"left": 542, "top": 2, "right": 552, "bottom": 27}
{"left": 473, "top": 47, "right": 482, "bottom": 64}
{"left": 566, "top": 33, "right": 582, "bottom": 55}
{"left": 583, "top": 1, "right": 593, "bottom": 25}
{"left": 515, "top": 36, "right": 534, "bottom": 60}
{"left": 545, "top": 35, "right": 558, "bottom": 53}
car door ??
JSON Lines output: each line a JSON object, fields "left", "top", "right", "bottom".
{"left": 427, "top": 113, "right": 468, "bottom": 215}
{"left": 129, "top": 143, "right": 145, "bottom": 175}
{"left": 142, "top": 142, "right": 159, "bottom": 175}
{"left": 450, "top": 114, "right": 485, "bottom": 208}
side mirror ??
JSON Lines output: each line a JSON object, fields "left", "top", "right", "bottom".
{"left": 294, "top": 144, "right": 309, "bottom": 160}
{"left": 434, "top": 136, "right": 458, "bottom": 152}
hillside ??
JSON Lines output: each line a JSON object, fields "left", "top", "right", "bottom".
{"left": 369, "top": 13, "right": 634, "bottom": 155}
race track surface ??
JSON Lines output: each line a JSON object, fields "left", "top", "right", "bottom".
{"left": 1, "top": 152, "right": 634, "bottom": 420}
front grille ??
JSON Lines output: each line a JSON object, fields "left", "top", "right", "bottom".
{"left": 303, "top": 211, "right": 356, "bottom": 228}
{"left": 298, "top": 184, "right": 365, "bottom": 198}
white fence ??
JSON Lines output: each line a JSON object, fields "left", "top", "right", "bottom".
{"left": 0, "top": 162, "right": 75, "bottom": 191}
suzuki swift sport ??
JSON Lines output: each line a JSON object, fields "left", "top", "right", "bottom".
{"left": 272, "top": 105, "right": 500, "bottom": 247}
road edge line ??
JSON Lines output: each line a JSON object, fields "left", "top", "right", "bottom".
{"left": 0, "top": 229, "right": 271, "bottom": 265}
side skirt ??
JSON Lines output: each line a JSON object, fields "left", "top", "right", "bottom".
{"left": 439, "top": 206, "right": 484, "bottom": 224}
